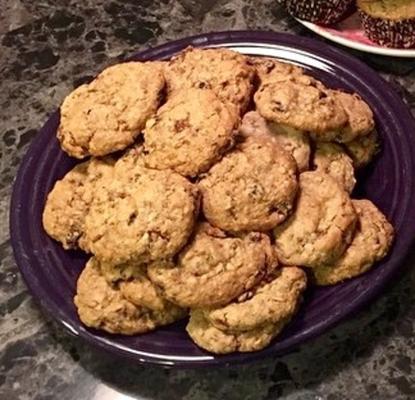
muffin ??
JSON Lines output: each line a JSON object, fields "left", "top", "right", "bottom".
{"left": 358, "top": 0, "right": 415, "bottom": 48}
{"left": 285, "top": 0, "right": 355, "bottom": 25}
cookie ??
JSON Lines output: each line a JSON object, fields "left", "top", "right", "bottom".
{"left": 313, "top": 142, "right": 356, "bottom": 194}
{"left": 199, "top": 136, "right": 298, "bottom": 233}
{"left": 248, "top": 56, "right": 304, "bottom": 85}
{"left": 331, "top": 90, "right": 375, "bottom": 143}
{"left": 203, "top": 266, "right": 307, "bottom": 332}
{"left": 313, "top": 199, "right": 394, "bottom": 285}
{"left": 143, "top": 88, "right": 239, "bottom": 177}
{"left": 148, "top": 224, "right": 277, "bottom": 308}
{"left": 165, "top": 47, "right": 254, "bottom": 113}
{"left": 74, "top": 257, "right": 186, "bottom": 335}
{"left": 274, "top": 171, "right": 357, "bottom": 268}
{"left": 58, "top": 62, "right": 164, "bottom": 158}
{"left": 99, "top": 259, "right": 143, "bottom": 283}
{"left": 80, "top": 163, "right": 199, "bottom": 265}
{"left": 96, "top": 258, "right": 172, "bottom": 311}
{"left": 42, "top": 157, "right": 115, "bottom": 249}
{"left": 254, "top": 75, "right": 348, "bottom": 135}
{"left": 240, "top": 111, "right": 310, "bottom": 172}
{"left": 186, "top": 310, "right": 285, "bottom": 354}
{"left": 343, "top": 130, "right": 379, "bottom": 169}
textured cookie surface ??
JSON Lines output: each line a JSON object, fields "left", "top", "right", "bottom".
{"left": 313, "top": 199, "right": 394, "bottom": 285}
{"left": 42, "top": 157, "right": 115, "bottom": 249}
{"left": 331, "top": 90, "right": 374, "bottom": 143}
{"left": 143, "top": 88, "right": 238, "bottom": 177}
{"left": 58, "top": 62, "right": 164, "bottom": 158}
{"left": 186, "top": 310, "right": 285, "bottom": 354}
{"left": 313, "top": 142, "right": 356, "bottom": 194}
{"left": 165, "top": 47, "right": 254, "bottom": 113}
{"left": 240, "top": 111, "right": 310, "bottom": 172}
{"left": 248, "top": 56, "right": 304, "bottom": 85}
{"left": 344, "top": 130, "right": 379, "bottom": 169}
{"left": 274, "top": 171, "right": 357, "bottom": 268}
{"left": 74, "top": 258, "right": 185, "bottom": 335}
{"left": 199, "top": 136, "right": 298, "bottom": 233}
{"left": 203, "top": 266, "right": 307, "bottom": 332}
{"left": 254, "top": 75, "right": 348, "bottom": 134}
{"left": 81, "top": 161, "right": 199, "bottom": 265}
{"left": 148, "top": 224, "right": 277, "bottom": 308}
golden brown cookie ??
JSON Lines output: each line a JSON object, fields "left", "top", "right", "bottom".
{"left": 97, "top": 259, "right": 167, "bottom": 311}
{"left": 274, "top": 171, "right": 357, "bottom": 268}
{"left": 148, "top": 224, "right": 277, "bottom": 308}
{"left": 58, "top": 62, "right": 165, "bottom": 158}
{"left": 186, "top": 310, "right": 285, "bottom": 354}
{"left": 313, "top": 142, "right": 356, "bottom": 194}
{"left": 240, "top": 111, "right": 310, "bottom": 172}
{"left": 331, "top": 90, "right": 375, "bottom": 143}
{"left": 248, "top": 56, "right": 304, "bottom": 85}
{"left": 74, "top": 258, "right": 186, "bottom": 335}
{"left": 313, "top": 199, "right": 394, "bottom": 285}
{"left": 203, "top": 266, "right": 307, "bottom": 332}
{"left": 199, "top": 136, "right": 298, "bottom": 233}
{"left": 254, "top": 75, "right": 348, "bottom": 135}
{"left": 42, "top": 157, "right": 115, "bottom": 249}
{"left": 80, "top": 163, "right": 199, "bottom": 265}
{"left": 165, "top": 47, "right": 254, "bottom": 113}
{"left": 343, "top": 130, "right": 379, "bottom": 169}
{"left": 143, "top": 88, "right": 239, "bottom": 177}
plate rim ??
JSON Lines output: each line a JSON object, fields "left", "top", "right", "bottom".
{"left": 297, "top": 18, "right": 415, "bottom": 58}
{"left": 9, "top": 30, "right": 415, "bottom": 367}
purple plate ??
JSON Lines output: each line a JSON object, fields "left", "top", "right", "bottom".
{"left": 10, "top": 31, "right": 415, "bottom": 367}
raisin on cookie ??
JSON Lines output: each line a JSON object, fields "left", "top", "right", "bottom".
{"left": 274, "top": 171, "right": 357, "bottom": 268}
{"left": 58, "top": 62, "right": 164, "bottom": 158}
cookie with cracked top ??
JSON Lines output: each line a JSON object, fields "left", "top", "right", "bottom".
{"left": 313, "top": 199, "right": 394, "bottom": 285}
{"left": 203, "top": 266, "right": 307, "bottom": 332}
{"left": 240, "top": 111, "right": 310, "bottom": 172}
{"left": 58, "top": 62, "right": 164, "bottom": 158}
{"left": 148, "top": 223, "right": 277, "bottom": 308}
{"left": 42, "top": 157, "right": 115, "bottom": 249}
{"left": 199, "top": 135, "right": 298, "bottom": 233}
{"left": 143, "top": 88, "right": 239, "bottom": 177}
{"left": 273, "top": 171, "right": 357, "bottom": 268}
{"left": 74, "top": 257, "right": 186, "bottom": 335}
{"left": 165, "top": 47, "right": 254, "bottom": 113}
{"left": 313, "top": 142, "right": 356, "bottom": 194}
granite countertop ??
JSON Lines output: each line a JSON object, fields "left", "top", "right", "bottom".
{"left": 1, "top": 1, "right": 415, "bottom": 399}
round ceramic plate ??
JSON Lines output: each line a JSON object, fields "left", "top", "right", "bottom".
{"left": 10, "top": 31, "right": 415, "bottom": 367}
{"left": 297, "top": 13, "right": 415, "bottom": 58}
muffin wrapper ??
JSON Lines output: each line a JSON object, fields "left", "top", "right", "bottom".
{"left": 286, "top": 0, "right": 355, "bottom": 25}
{"left": 359, "top": 11, "right": 415, "bottom": 49}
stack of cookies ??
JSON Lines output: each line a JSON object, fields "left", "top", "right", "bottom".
{"left": 42, "top": 47, "right": 394, "bottom": 354}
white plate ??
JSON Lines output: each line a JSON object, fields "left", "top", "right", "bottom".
{"left": 297, "top": 13, "right": 415, "bottom": 58}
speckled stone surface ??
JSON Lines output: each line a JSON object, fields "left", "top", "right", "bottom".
{"left": 1, "top": 1, "right": 415, "bottom": 399}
